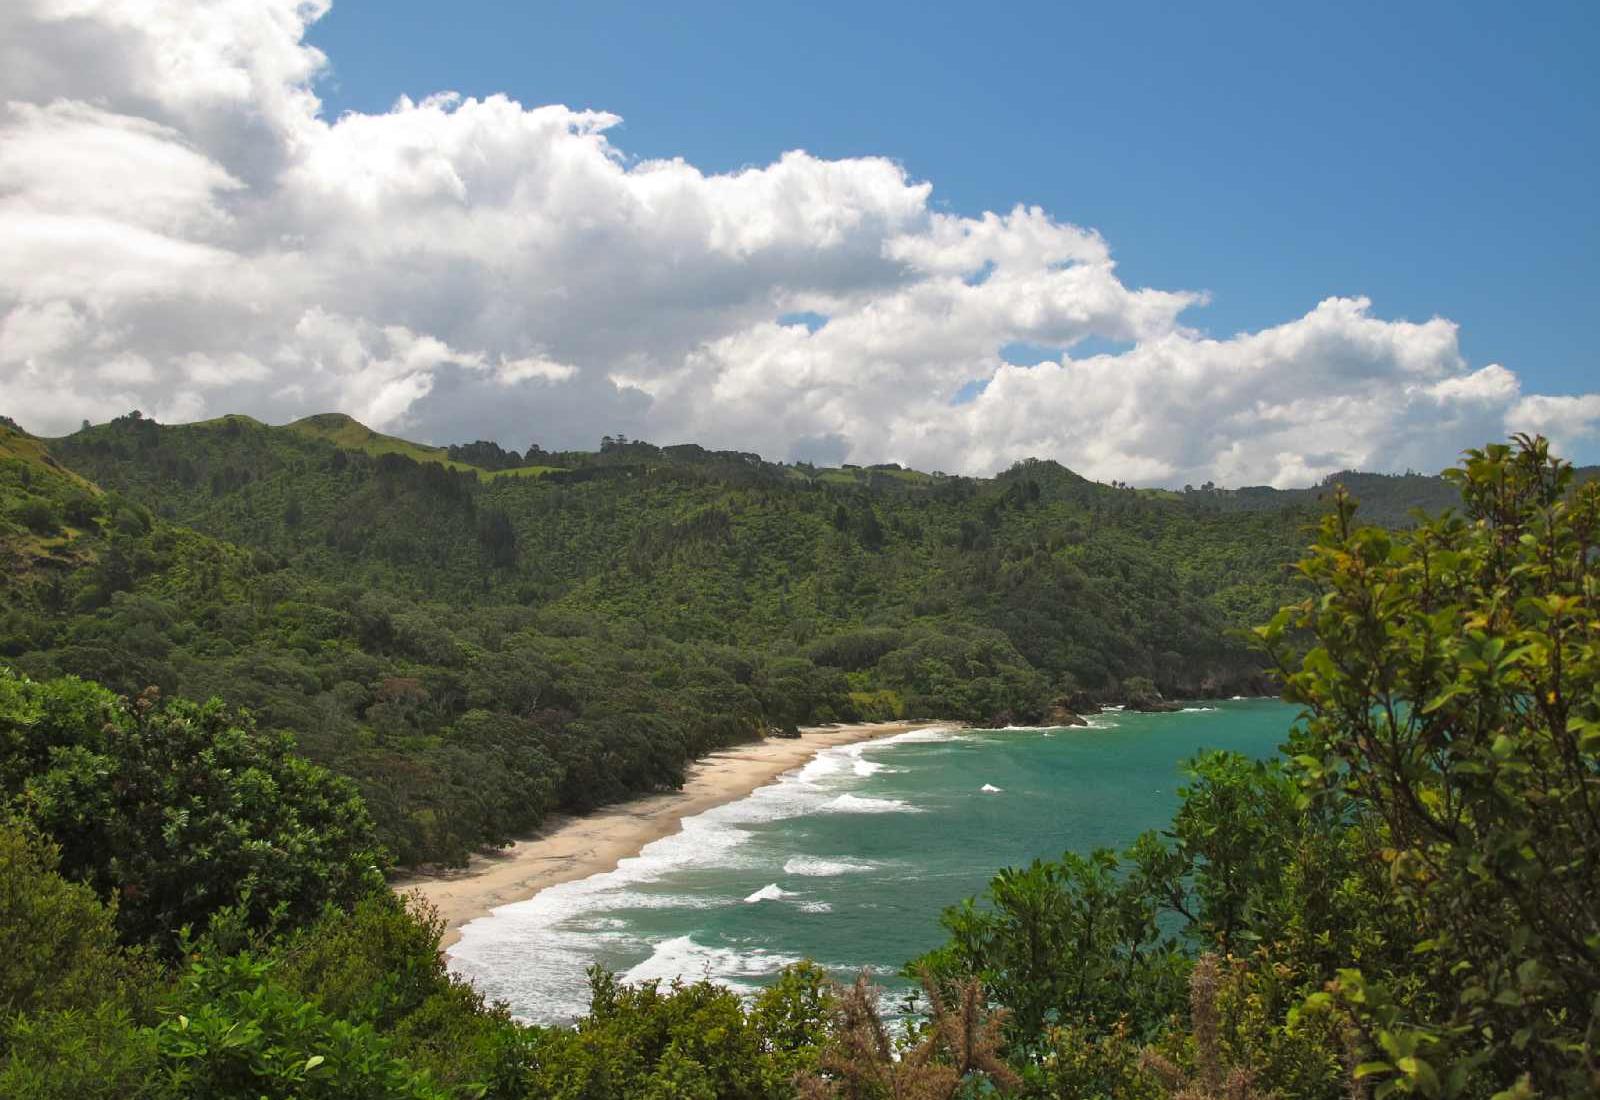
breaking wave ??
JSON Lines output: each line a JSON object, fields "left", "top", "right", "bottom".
{"left": 744, "top": 883, "right": 793, "bottom": 903}
{"left": 622, "top": 935, "right": 802, "bottom": 990}
{"left": 823, "top": 793, "right": 921, "bottom": 814}
{"left": 448, "top": 723, "right": 944, "bottom": 1022}
{"left": 783, "top": 855, "right": 877, "bottom": 876}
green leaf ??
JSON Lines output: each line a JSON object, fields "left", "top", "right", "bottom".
{"left": 1421, "top": 685, "right": 1467, "bottom": 714}
{"left": 1398, "top": 1055, "right": 1441, "bottom": 1098}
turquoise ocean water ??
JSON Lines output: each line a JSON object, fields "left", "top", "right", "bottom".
{"left": 448, "top": 699, "right": 1299, "bottom": 1024}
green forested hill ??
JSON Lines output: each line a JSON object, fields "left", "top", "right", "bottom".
{"left": 44, "top": 411, "right": 1309, "bottom": 685}
{"left": 1180, "top": 463, "right": 1600, "bottom": 526}
{"left": 7, "top": 409, "right": 1318, "bottom": 865}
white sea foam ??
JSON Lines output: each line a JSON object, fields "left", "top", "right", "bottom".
{"left": 622, "top": 935, "right": 802, "bottom": 989}
{"left": 796, "top": 749, "right": 848, "bottom": 783}
{"left": 783, "top": 855, "right": 877, "bottom": 876}
{"left": 744, "top": 882, "right": 792, "bottom": 903}
{"left": 1180, "top": 706, "right": 1218, "bottom": 713}
{"left": 823, "top": 793, "right": 921, "bottom": 814}
{"left": 448, "top": 723, "right": 932, "bottom": 1022}
{"left": 875, "top": 725, "right": 965, "bottom": 745}
{"left": 833, "top": 743, "right": 889, "bottom": 777}
{"left": 797, "top": 900, "right": 833, "bottom": 913}
{"left": 573, "top": 916, "right": 629, "bottom": 931}
{"left": 980, "top": 783, "right": 1003, "bottom": 793}
{"left": 447, "top": 915, "right": 640, "bottom": 1024}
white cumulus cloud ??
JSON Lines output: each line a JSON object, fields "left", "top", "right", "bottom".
{"left": 0, "top": 0, "right": 1593, "bottom": 484}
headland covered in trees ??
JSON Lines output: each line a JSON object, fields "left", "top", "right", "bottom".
{"left": 2, "top": 414, "right": 1597, "bottom": 1097}
{"left": 0, "top": 409, "right": 1336, "bottom": 866}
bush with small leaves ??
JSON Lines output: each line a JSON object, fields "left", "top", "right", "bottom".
{"left": 1260, "top": 435, "right": 1600, "bottom": 1096}
{"left": 1, "top": 672, "right": 386, "bottom": 952}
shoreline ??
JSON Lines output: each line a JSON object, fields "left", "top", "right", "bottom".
{"left": 393, "top": 720, "right": 955, "bottom": 951}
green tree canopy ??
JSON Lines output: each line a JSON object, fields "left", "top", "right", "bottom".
{"left": 0, "top": 672, "right": 385, "bottom": 951}
{"left": 1261, "top": 435, "right": 1600, "bottom": 1095}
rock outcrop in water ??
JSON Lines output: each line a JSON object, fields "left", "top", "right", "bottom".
{"left": 1045, "top": 702, "right": 1090, "bottom": 726}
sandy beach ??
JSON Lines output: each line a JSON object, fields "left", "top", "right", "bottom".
{"left": 393, "top": 720, "right": 953, "bottom": 950}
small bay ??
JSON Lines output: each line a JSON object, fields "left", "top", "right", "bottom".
{"left": 448, "top": 698, "right": 1299, "bottom": 1024}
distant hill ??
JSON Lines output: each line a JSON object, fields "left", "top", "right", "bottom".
{"left": 1178, "top": 470, "right": 1465, "bottom": 528}
{"left": 42, "top": 413, "right": 1312, "bottom": 681}
{"left": 0, "top": 418, "right": 95, "bottom": 492}
{"left": 0, "top": 419, "right": 108, "bottom": 602}
{"left": 1186, "top": 465, "right": 1598, "bottom": 528}
{"left": 48, "top": 408, "right": 1573, "bottom": 522}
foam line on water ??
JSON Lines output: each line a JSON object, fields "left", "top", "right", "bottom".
{"left": 448, "top": 724, "right": 947, "bottom": 1022}
{"left": 823, "top": 793, "right": 921, "bottom": 814}
{"left": 621, "top": 935, "right": 803, "bottom": 990}
{"left": 873, "top": 725, "right": 968, "bottom": 745}
{"left": 783, "top": 855, "right": 877, "bottom": 876}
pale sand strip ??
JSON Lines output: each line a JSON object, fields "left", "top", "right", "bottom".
{"left": 393, "top": 721, "right": 953, "bottom": 950}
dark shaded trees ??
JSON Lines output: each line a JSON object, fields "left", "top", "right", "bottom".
{"left": 0, "top": 673, "right": 384, "bottom": 951}
{"left": 476, "top": 506, "right": 518, "bottom": 568}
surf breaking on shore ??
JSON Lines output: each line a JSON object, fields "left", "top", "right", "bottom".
{"left": 393, "top": 722, "right": 955, "bottom": 950}
{"left": 396, "top": 701, "right": 1297, "bottom": 1025}
{"left": 398, "top": 720, "right": 959, "bottom": 1022}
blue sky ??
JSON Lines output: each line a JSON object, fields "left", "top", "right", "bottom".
{"left": 309, "top": 0, "right": 1598, "bottom": 402}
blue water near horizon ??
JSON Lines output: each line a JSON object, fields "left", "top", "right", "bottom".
{"left": 447, "top": 698, "right": 1300, "bottom": 1024}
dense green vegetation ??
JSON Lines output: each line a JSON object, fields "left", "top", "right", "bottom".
{"left": 4, "top": 410, "right": 1307, "bottom": 865}
{"left": 1176, "top": 465, "right": 1598, "bottom": 529}
{"left": 1, "top": 434, "right": 1591, "bottom": 1097}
